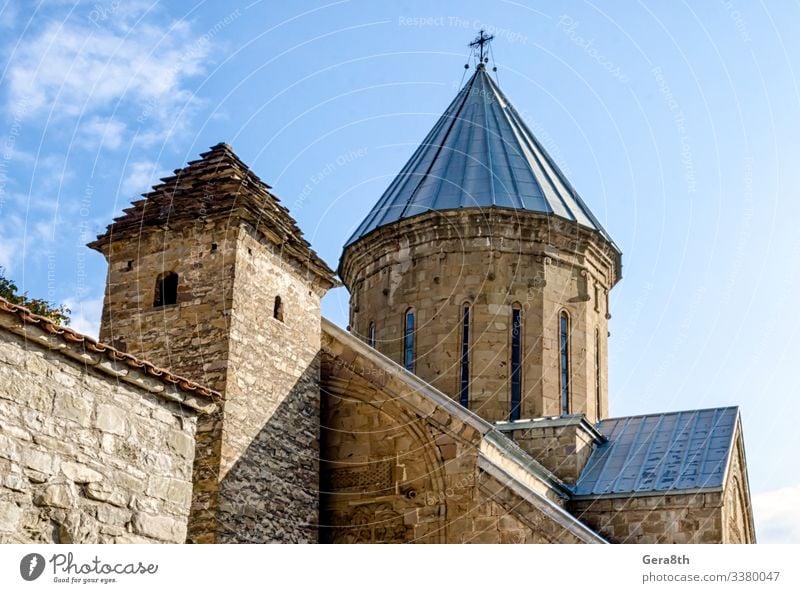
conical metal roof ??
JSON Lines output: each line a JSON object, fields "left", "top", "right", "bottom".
{"left": 344, "top": 65, "right": 616, "bottom": 248}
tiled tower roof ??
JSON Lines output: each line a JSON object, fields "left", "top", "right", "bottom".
{"left": 345, "top": 65, "right": 617, "bottom": 250}
{"left": 89, "top": 143, "right": 336, "bottom": 287}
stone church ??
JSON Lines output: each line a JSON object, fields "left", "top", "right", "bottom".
{"left": 0, "top": 56, "right": 755, "bottom": 544}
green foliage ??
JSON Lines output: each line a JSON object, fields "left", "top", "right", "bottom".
{"left": 0, "top": 267, "right": 71, "bottom": 325}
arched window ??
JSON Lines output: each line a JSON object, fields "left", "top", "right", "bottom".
{"left": 458, "top": 303, "right": 471, "bottom": 408}
{"left": 559, "top": 311, "right": 570, "bottom": 415}
{"left": 153, "top": 272, "right": 178, "bottom": 307}
{"left": 510, "top": 304, "right": 523, "bottom": 421}
{"left": 368, "top": 321, "right": 376, "bottom": 347}
{"left": 273, "top": 296, "right": 284, "bottom": 322}
{"left": 403, "top": 308, "right": 415, "bottom": 371}
{"left": 595, "top": 327, "right": 602, "bottom": 419}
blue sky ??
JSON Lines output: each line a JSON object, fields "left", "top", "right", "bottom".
{"left": 1, "top": 0, "right": 798, "bottom": 542}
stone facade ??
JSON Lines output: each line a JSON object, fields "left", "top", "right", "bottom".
{"left": 570, "top": 492, "right": 724, "bottom": 544}
{"left": 569, "top": 428, "right": 754, "bottom": 544}
{"left": 495, "top": 416, "right": 603, "bottom": 484}
{"left": 0, "top": 140, "right": 754, "bottom": 545}
{"left": 340, "top": 209, "right": 620, "bottom": 424}
{"left": 0, "top": 299, "right": 216, "bottom": 543}
{"left": 320, "top": 319, "right": 604, "bottom": 544}
{"left": 89, "top": 144, "right": 336, "bottom": 543}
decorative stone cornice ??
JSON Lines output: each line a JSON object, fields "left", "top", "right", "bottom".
{"left": 340, "top": 207, "right": 621, "bottom": 290}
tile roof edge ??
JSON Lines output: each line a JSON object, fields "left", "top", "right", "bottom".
{"left": 0, "top": 297, "right": 220, "bottom": 414}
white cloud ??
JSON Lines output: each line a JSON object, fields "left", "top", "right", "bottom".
{"left": 0, "top": 1, "right": 18, "bottom": 29}
{"left": 6, "top": 7, "right": 210, "bottom": 146}
{"left": 0, "top": 236, "right": 14, "bottom": 271}
{"left": 0, "top": 212, "right": 25, "bottom": 272}
{"left": 121, "top": 159, "right": 163, "bottom": 197}
{"left": 62, "top": 295, "right": 103, "bottom": 338}
{"left": 78, "top": 116, "right": 126, "bottom": 150}
{"left": 753, "top": 484, "right": 800, "bottom": 543}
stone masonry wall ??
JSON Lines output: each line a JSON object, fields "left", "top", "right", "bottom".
{"left": 320, "top": 324, "right": 598, "bottom": 544}
{"left": 341, "top": 209, "right": 619, "bottom": 424}
{"left": 96, "top": 219, "right": 235, "bottom": 542}
{"left": 320, "top": 378, "right": 585, "bottom": 543}
{"left": 497, "top": 419, "right": 600, "bottom": 484}
{"left": 98, "top": 218, "right": 237, "bottom": 390}
{"left": 570, "top": 492, "right": 724, "bottom": 544}
{"left": 721, "top": 432, "right": 755, "bottom": 543}
{"left": 95, "top": 217, "right": 328, "bottom": 543}
{"left": 216, "top": 223, "right": 326, "bottom": 543}
{"left": 0, "top": 331, "right": 199, "bottom": 543}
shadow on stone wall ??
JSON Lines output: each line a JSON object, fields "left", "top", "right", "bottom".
{"left": 199, "top": 357, "right": 321, "bottom": 544}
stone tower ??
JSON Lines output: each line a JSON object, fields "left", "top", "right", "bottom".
{"left": 340, "top": 64, "right": 621, "bottom": 424}
{"left": 89, "top": 143, "right": 337, "bottom": 542}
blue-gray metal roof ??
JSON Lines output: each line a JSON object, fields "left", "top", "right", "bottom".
{"left": 573, "top": 407, "right": 739, "bottom": 498}
{"left": 344, "top": 65, "right": 616, "bottom": 248}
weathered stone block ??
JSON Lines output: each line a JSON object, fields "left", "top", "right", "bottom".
{"left": 61, "top": 462, "right": 104, "bottom": 484}
{"left": 37, "top": 483, "right": 76, "bottom": 509}
{"left": 146, "top": 476, "right": 192, "bottom": 508}
{"left": 53, "top": 393, "right": 92, "bottom": 426}
{"left": 95, "top": 405, "right": 127, "bottom": 436}
{"left": 21, "top": 448, "right": 57, "bottom": 475}
{"left": 0, "top": 501, "right": 22, "bottom": 531}
{"left": 133, "top": 512, "right": 186, "bottom": 542}
{"left": 85, "top": 482, "right": 129, "bottom": 508}
{"left": 166, "top": 430, "right": 194, "bottom": 459}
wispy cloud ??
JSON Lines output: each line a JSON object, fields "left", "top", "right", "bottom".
{"left": 62, "top": 294, "right": 103, "bottom": 338}
{"left": 5, "top": 5, "right": 210, "bottom": 148}
{"left": 78, "top": 116, "right": 126, "bottom": 150}
{"left": 121, "top": 159, "right": 163, "bottom": 197}
{"left": 0, "top": 0, "right": 18, "bottom": 30}
{"left": 753, "top": 484, "right": 800, "bottom": 543}
{"left": 0, "top": 235, "right": 14, "bottom": 271}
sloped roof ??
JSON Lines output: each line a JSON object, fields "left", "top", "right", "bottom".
{"left": 345, "top": 65, "right": 616, "bottom": 249}
{"left": 88, "top": 143, "right": 336, "bottom": 287}
{"left": 0, "top": 297, "right": 219, "bottom": 413}
{"left": 573, "top": 407, "right": 739, "bottom": 498}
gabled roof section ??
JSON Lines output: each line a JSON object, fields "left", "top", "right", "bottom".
{"left": 573, "top": 407, "right": 740, "bottom": 499}
{"left": 344, "top": 65, "right": 617, "bottom": 249}
{"left": 88, "top": 143, "right": 336, "bottom": 288}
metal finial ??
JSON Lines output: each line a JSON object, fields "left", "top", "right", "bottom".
{"left": 469, "top": 29, "right": 495, "bottom": 64}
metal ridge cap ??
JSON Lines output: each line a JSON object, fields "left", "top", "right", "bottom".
{"left": 601, "top": 405, "right": 740, "bottom": 425}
